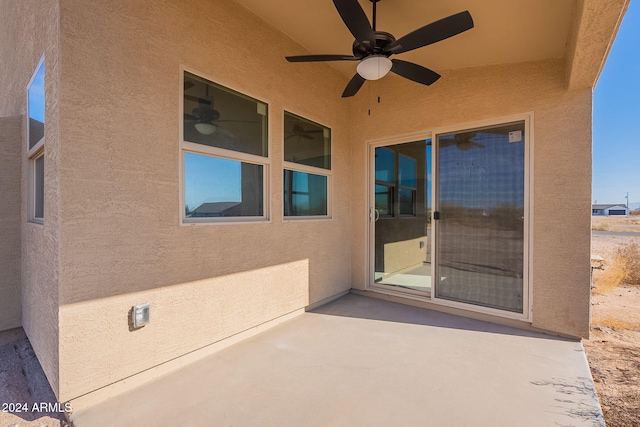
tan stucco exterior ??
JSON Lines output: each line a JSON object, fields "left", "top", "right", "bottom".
{"left": 0, "top": 116, "right": 22, "bottom": 331}
{"left": 0, "top": 0, "right": 61, "bottom": 395}
{"left": 0, "top": 0, "right": 628, "bottom": 405}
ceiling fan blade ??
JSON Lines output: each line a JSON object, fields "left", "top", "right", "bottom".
{"left": 342, "top": 73, "right": 366, "bottom": 98}
{"left": 301, "top": 134, "right": 314, "bottom": 140}
{"left": 387, "top": 11, "right": 474, "bottom": 54}
{"left": 184, "top": 94, "right": 212, "bottom": 105}
{"left": 391, "top": 60, "right": 441, "bottom": 86}
{"left": 332, "top": 0, "right": 375, "bottom": 49}
{"left": 184, "top": 113, "right": 198, "bottom": 121}
{"left": 285, "top": 134, "right": 297, "bottom": 140}
{"left": 286, "top": 54, "right": 360, "bottom": 62}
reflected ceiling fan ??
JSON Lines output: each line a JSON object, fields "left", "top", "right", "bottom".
{"left": 183, "top": 83, "right": 257, "bottom": 136}
{"left": 285, "top": 0, "right": 474, "bottom": 97}
{"left": 440, "top": 134, "right": 486, "bottom": 151}
{"left": 285, "top": 122, "right": 323, "bottom": 140}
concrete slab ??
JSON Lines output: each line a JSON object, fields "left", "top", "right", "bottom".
{"left": 71, "top": 293, "right": 603, "bottom": 427}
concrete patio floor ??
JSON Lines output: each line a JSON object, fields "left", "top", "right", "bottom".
{"left": 71, "top": 293, "right": 603, "bottom": 427}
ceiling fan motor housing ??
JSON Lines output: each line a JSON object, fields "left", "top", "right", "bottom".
{"left": 352, "top": 31, "right": 396, "bottom": 57}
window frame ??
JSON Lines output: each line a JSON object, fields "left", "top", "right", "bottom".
{"left": 27, "top": 55, "right": 45, "bottom": 224}
{"left": 282, "top": 110, "right": 332, "bottom": 221}
{"left": 179, "top": 67, "right": 271, "bottom": 225}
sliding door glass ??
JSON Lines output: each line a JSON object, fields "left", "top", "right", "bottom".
{"left": 435, "top": 122, "right": 525, "bottom": 312}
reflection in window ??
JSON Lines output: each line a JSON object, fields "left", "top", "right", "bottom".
{"left": 284, "top": 112, "right": 330, "bottom": 169}
{"left": 375, "top": 184, "right": 393, "bottom": 216}
{"left": 183, "top": 72, "right": 268, "bottom": 157}
{"left": 184, "top": 152, "right": 263, "bottom": 218}
{"left": 181, "top": 70, "right": 269, "bottom": 222}
{"left": 375, "top": 147, "right": 394, "bottom": 183}
{"left": 283, "top": 112, "right": 331, "bottom": 218}
{"left": 283, "top": 170, "right": 327, "bottom": 216}
{"left": 436, "top": 121, "right": 526, "bottom": 313}
{"left": 398, "top": 154, "right": 417, "bottom": 216}
{"left": 28, "top": 62, "right": 45, "bottom": 150}
{"left": 28, "top": 57, "right": 45, "bottom": 224}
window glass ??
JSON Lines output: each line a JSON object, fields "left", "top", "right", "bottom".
{"left": 375, "top": 184, "right": 393, "bottom": 216}
{"left": 375, "top": 147, "right": 394, "bottom": 183}
{"left": 284, "top": 112, "right": 330, "bottom": 169}
{"left": 284, "top": 170, "right": 327, "bottom": 216}
{"left": 399, "top": 188, "right": 415, "bottom": 216}
{"left": 34, "top": 154, "right": 44, "bottom": 219}
{"left": 28, "top": 62, "right": 45, "bottom": 149}
{"left": 183, "top": 72, "right": 268, "bottom": 157}
{"left": 184, "top": 152, "right": 263, "bottom": 218}
{"left": 399, "top": 155, "right": 417, "bottom": 187}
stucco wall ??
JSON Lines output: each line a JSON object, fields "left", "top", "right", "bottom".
{"left": 56, "top": 0, "right": 352, "bottom": 401}
{"left": 348, "top": 59, "right": 592, "bottom": 338}
{"left": 0, "top": 0, "right": 61, "bottom": 396}
{"left": 0, "top": 116, "right": 22, "bottom": 331}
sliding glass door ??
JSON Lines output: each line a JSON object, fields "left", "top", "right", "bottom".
{"left": 373, "top": 139, "right": 432, "bottom": 294}
{"left": 434, "top": 121, "right": 526, "bottom": 313}
{"left": 369, "top": 120, "right": 528, "bottom": 316}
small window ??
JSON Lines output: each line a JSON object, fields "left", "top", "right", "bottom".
{"left": 283, "top": 170, "right": 327, "bottom": 216}
{"left": 27, "top": 56, "right": 45, "bottom": 223}
{"left": 182, "top": 70, "right": 269, "bottom": 223}
{"left": 28, "top": 59, "right": 45, "bottom": 150}
{"left": 283, "top": 112, "right": 331, "bottom": 219}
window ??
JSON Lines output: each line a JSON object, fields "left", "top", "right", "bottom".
{"left": 283, "top": 111, "right": 331, "bottom": 218}
{"left": 27, "top": 56, "right": 45, "bottom": 223}
{"left": 182, "top": 70, "right": 269, "bottom": 222}
{"left": 374, "top": 147, "right": 420, "bottom": 218}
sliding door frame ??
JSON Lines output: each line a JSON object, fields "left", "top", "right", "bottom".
{"left": 366, "top": 113, "right": 534, "bottom": 322}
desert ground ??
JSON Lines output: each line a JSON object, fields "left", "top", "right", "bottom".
{"left": 585, "top": 215, "right": 640, "bottom": 427}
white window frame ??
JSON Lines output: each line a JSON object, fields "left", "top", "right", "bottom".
{"left": 27, "top": 55, "right": 45, "bottom": 224}
{"left": 282, "top": 110, "right": 332, "bottom": 221}
{"left": 179, "top": 67, "right": 270, "bottom": 225}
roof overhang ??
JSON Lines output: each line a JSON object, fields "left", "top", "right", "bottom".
{"left": 234, "top": 0, "right": 628, "bottom": 90}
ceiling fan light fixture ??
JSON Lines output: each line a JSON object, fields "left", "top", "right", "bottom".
{"left": 194, "top": 122, "right": 218, "bottom": 135}
{"left": 356, "top": 55, "right": 392, "bottom": 81}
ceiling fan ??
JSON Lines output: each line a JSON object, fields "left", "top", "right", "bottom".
{"left": 285, "top": 0, "right": 474, "bottom": 97}
{"left": 285, "top": 123, "right": 324, "bottom": 140}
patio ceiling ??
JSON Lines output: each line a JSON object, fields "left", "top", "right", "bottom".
{"left": 234, "top": 0, "right": 576, "bottom": 77}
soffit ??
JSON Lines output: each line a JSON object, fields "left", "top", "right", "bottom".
{"left": 233, "top": 0, "right": 576, "bottom": 77}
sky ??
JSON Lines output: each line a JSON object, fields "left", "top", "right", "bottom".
{"left": 592, "top": 0, "right": 640, "bottom": 206}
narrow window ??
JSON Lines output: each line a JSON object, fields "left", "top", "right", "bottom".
{"left": 27, "top": 56, "right": 45, "bottom": 223}
{"left": 182, "top": 71, "right": 269, "bottom": 223}
{"left": 283, "top": 111, "right": 331, "bottom": 218}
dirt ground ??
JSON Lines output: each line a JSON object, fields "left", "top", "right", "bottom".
{"left": 585, "top": 215, "right": 640, "bottom": 427}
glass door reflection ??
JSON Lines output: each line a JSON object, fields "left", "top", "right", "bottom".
{"left": 435, "top": 122, "right": 525, "bottom": 313}
{"left": 374, "top": 140, "right": 432, "bottom": 294}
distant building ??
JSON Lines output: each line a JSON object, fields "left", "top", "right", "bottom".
{"left": 592, "top": 204, "right": 629, "bottom": 216}
{"left": 189, "top": 202, "right": 242, "bottom": 217}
